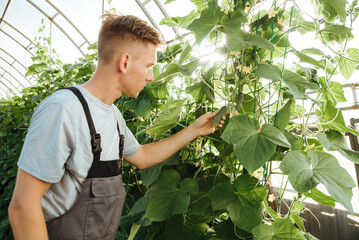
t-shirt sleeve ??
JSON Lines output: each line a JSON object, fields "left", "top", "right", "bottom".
{"left": 18, "top": 99, "right": 74, "bottom": 183}
{"left": 116, "top": 111, "right": 140, "bottom": 158}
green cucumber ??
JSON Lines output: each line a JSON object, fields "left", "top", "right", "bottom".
{"left": 213, "top": 105, "right": 228, "bottom": 127}
{"left": 202, "top": 82, "right": 215, "bottom": 102}
{"left": 235, "top": 92, "right": 243, "bottom": 110}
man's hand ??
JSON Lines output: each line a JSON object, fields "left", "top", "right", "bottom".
{"left": 191, "top": 111, "right": 227, "bottom": 137}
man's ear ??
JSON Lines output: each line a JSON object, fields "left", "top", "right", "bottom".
{"left": 118, "top": 53, "right": 130, "bottom": 73}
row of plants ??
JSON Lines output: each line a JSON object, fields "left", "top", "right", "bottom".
{"left": 1, "top": 0, "right": 359, "bottom": 239}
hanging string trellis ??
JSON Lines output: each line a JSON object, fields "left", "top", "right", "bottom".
{"left": 248, "top": 3, "right": 295, "bottom": 184}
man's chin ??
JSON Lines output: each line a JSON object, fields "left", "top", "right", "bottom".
{"left": 122, "top": 92, "right": 139, "bottom": 98}
{"left": 131, "top": 92, "right": 140, "bottom": 98}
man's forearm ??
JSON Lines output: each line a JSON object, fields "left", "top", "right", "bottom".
{"left": 129, "top": 124, "right": 199, "bottom": 169}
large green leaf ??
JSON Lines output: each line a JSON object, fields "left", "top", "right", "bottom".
{"left": 316, "top": 0, "right": 347, "bottom": 23}
{"left": 279, "top": 151, "right": 319, "bottom": 193}
{"left": 302, "top": 48, "right": 326, "bottom": 56}
{"left": 221, "top": 10, "right": 247, "bottom": 31}
{"left": 292, "top": 49, "right": 337, "bottom": 74}
{"left": 178, "top": 41, "right": 192, "bottom": 65}
{"left": 146, "top": 100, "right": 184, "bottom": 137}
{"left": 281, "top": 69, "right": 319, "bottom": 98}
{"left": 207, "top": 175, "right": 267, "bottom": 232}
{"left": 252, "top": 219, "right": 305, "bottom": 240}
{"left": 190, "top": 0, "right": 207, "bottom": 11}
{"left": 120, "top": 197, "right": 150, "bottom": 230}
{"left": 156, "top": 214, "right": 210, "bottom": 240}
{"left": 317, "top": 130, "right": 359, "bottom": 164}
{"left": 318, "top": 24, "right": 353, "bottom": 44}
{"left": 207, "top": 0, "right": 218, "bottom": 13}
{"left": 214, "top": 219, "right": 252, "bottom": 240}
{"left": 319, "top": 79, "right": 346, "bottom": 106}
{"left": 221, "top": 115, "right": 291, "bottom": 172}
{"left": 187, "top": 7, "right": 223, "bottom": 44}
{"left": 347, "top": 47, "right": 359, "bottom": 61}
{"left": 226, "top": 30, "right": 274, "bottom": 52}
{"left": 280, "top": 150, "right": 355, "bottom": 213}
{"left": 145, "top": 169, "right": 199, "bottom": 221}
{"left": 339, "top": 58, "right": 355, "bottom": 80}
{"left": 155, "top": 63, "right": 179, "bottom": 81}
{"left": 283, "top": 130, "right": 301, "bottom": 151}
{"left": 256, "top": 64, "right": 319, "bottom": 99}
{"left": 178, "top": 59, "right": 201, "bottom": 75}
{"left": 140, "top": 153, "right": 179, "bottom": 187}
{"left": 191, "top": 174, "right": 230, "bottom": 216}
{"left": 25, "top": 63, "right": 48, "bottom": 77}
{"left": 305, "top": 188, "right": 336, "bottom": 208}
{"left": 124, "top": 94, "right": 150, "bottom": 118}
{"left": 316, "top": 100, "right": 359, "bottom": 136}
{"left": 148, "top": 81, "right": 169, "bottom": 100}
{"left": 186, "top": 82, "right": 207, "bottom": 103}
{"left": 271, "top": 99, "right": 293, "bottom": 131}
{"left": 159, "top": 10, "right": 199, "bottom": 28}
{"left": 255, "top": 63, "right": 282, "bottom": 82}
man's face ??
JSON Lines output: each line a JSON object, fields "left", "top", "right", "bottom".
{"left": 121, "top": 43, "right": 157, "bottom": 98}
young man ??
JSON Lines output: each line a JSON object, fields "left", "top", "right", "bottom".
{"left": 8, "top": 14, "right": 225, "bottom": 239}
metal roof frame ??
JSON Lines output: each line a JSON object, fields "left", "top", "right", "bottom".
{"left": 0, "top": 0, "right": 181, "bottom": 97}
{"left": 0, "top": 0, "right": 96, "bottom": 97}
{"left": 135, "top": 0, "right": 179, "bottom": 42}
{"left": 0, "top": 48, "right": 35, "bottom": 85}
{"left": 26, "top": 0, "right": 90, "bottom": 56}
{"left": 0, "top": 72, "right": 20, "bottom": 94}
{"left": 0, "top": 66, "right": 25, "bottom": 88}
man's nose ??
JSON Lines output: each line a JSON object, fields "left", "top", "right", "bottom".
{"left": 146, "top": 70, "right": 154, "bottom": 82}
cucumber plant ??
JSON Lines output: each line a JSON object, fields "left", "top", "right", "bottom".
{"left": 1, "top": 0, "right": 359, "bottom": 239}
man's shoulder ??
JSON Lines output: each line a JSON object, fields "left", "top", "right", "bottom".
{"left": 34, "top": 88, "right": 81, "bottom": 115}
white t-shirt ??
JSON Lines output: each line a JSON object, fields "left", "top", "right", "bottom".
{"left": 18, "top": 86, "right": 140, "bottom": 221}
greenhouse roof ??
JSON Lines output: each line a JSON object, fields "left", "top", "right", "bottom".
{"left": 0, "top": 0, "right": 194, "bottom": 97}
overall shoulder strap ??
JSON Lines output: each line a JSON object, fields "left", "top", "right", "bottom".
{"left": 61, "top": 87, "right": 102, "bottom": 156}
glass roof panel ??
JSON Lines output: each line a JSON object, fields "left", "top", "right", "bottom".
{"left": 50, "top": 24, "right": 83, "bottom": 63}
{"left": 0, "top": 31, "right": 33, "bottom": 65}
{"left": 1, "top": 23, "right": 31, "bottom": 47}
{"left": 30, "top": 0, "right": 58, "bottom": 18}
{"left": 159, "top": 0, "right": 196, "bottom": 17}
{"left": 53, "top": 14, "right": 87, "bottom": 46}
{"left": 50, "top": 0, "right": 102, "bottom": 44}
{"left": 0, "top": 0, "right": 8, "bottom": 13}
{"left": 5, "top": 0, "right": 51, "bottom": 43}
{"left": 146, "top": 0, "right": 175, "bottom": 41}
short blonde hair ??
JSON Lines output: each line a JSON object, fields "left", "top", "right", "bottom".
{"left": 98, "top": 14, "right": 164, "bottom": 64}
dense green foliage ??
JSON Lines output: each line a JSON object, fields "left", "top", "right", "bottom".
{"left": 1, "top": 0, "right": 359, "bottom": 239}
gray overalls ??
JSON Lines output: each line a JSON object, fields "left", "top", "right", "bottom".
{"left": 46, "top": 87, "right": 126, "bottom": 240}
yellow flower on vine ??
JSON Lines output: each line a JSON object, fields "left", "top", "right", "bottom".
{"left": 236, "top": 64, "right": 252, "bottom": 74}
{"left": 224, "top": 5, "right": 230, "bottom": 15}
{"left": 214, "top": 80, "right": 221, "bottom": 87}
{"left": 268, "top": 8, "right": 278, "bottom": 18}
{"left": 230, "top": 51, "right": 241, "bottom": 56}
{"left": 252, "top": 170, "right": 260, "bottom": 179}
{"left": 268, "top": 194, "right": 275, "bottom": 202}
{"left": 304, "top": 143, "right": 315, "bottom": 152}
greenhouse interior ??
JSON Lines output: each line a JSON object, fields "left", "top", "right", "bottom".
{"left": 1, "top": 0, "right": 359, "bottom": 239}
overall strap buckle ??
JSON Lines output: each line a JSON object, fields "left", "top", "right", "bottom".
{"left": 91, "top": 133, "right": 102, "bottom": 153}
